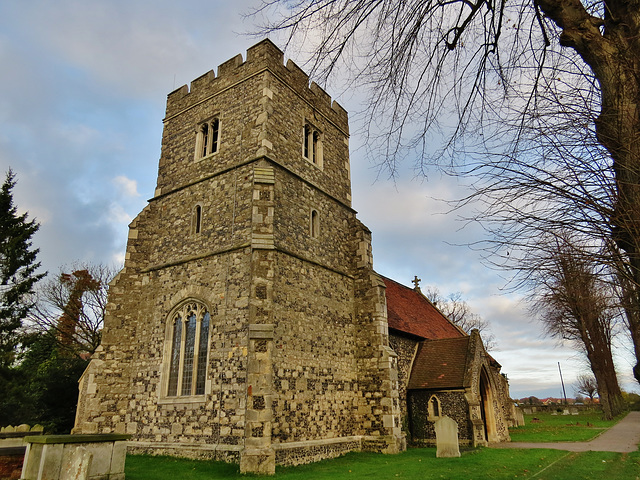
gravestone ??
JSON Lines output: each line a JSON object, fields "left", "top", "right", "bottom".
{"left": 515, "top": 407, "right": 525, "bottom": 426}
{"left": 434, "top": 416, "right": 460, "bottom": 458}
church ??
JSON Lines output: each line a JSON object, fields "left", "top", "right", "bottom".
{"left": 73, "top": 39, "right": 514, "bottom": 474}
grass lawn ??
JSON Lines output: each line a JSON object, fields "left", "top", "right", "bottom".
{"left": 125, "top": 411, "right": 639, "bottom": 479}
{"left": 126, "top": 447, "right": 640, "bottom": 480}
{"left": 509, "top": 411, "right": 623, "bottom": 442}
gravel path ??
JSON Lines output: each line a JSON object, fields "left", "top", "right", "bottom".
{"left": 490, "top": 411, "right": 640, "bottom": 453}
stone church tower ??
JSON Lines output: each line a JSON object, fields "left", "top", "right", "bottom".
{"left": 74, "top": 39, "right": 405, "bottom": 474}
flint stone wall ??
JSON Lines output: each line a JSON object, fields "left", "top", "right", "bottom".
{"left": 408, "top": 390, "right": 471, "bottom": 445}
{"left": 388, "top": 334, "right": 419, "bottom": 428}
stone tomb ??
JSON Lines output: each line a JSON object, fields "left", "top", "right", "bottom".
{"left": 0, "top": 425, "right": 44, "bottom": 480}
{"left": 20, "top": 434, "right": 129, "bottom": 480}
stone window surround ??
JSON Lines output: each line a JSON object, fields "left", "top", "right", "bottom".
{"left": 302, "top": 121, "right": 323, "bottom": 169}
{"left": 159, "top": 299, "right": 212, "bottom": 404}
{"left": 192, "top": 203, "right": 203, "bottom": 235}
{"left": 194, "top": 116, "right": 221, "bottom": 160}
{"left": 427, "top": 394, "right": 442, "bottom": 421}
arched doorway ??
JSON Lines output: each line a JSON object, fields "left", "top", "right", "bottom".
{"left": 479, "top": 367, "right": 498, "bottom": 442}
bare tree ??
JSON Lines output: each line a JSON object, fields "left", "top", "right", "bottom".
{"left": 575, "top": 374, "right": 598, "bottom": 403}
{"left": 534, "top": 235, "right": 624, "bottom": 419}
{"left": 27, "top": 264, "right": 117, "bottom": 357}
{"left": 252, "top": 0, "right": 640, "bottom": 383}
{"left": 424, "top": 286, "right": 496, "bottom": 350}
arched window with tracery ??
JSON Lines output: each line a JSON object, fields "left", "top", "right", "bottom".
{"left": 166, "top": 301, "right": 210, "bottom": 397}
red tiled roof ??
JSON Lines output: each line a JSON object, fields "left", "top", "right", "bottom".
{"left": 407, "top": 337, "right": 471, "bottom": 390}
{"left": 383, "top": 276, "right": 465, "bottom": 340}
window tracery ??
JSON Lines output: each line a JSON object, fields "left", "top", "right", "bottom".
{"left": 166, "top": 301, "right": 210, "bottom": 397}
{"left": 195, "top": 117, "right": 220, "bottom": 159}
{"left": 302, "top": 122, "right": 323, "bottom": 168}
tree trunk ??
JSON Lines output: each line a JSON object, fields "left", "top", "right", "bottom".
{"left": 583, "top": 321, "right": 625, "bottom": 419}
{"left": 591, "top": 365, "right": 625, "bottom": 420}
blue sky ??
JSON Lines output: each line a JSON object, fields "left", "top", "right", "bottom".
{"left": 1, "top": 0, "right": 636, "bottom": 399}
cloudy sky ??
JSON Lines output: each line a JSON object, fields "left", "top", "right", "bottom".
{"left": 1, "top": 0, "right": 636, "bottom": 399}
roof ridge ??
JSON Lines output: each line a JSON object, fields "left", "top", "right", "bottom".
{"left": 382, "top": 275, "right": 467, "bottom": 340}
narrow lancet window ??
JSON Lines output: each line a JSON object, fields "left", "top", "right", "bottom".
{"left": 193, "top": 205, "right": 202, "bottom": 234}
{"left": 429, "top": 395, "right": 441, "bottom": 419}
{"left": 210, "top": 118, "right": 219, "bottom": 154}
{"left": 303, "top": 124, "right": 311, "bottom": 158}
{"left": 310, "top": 209, "right": 319, "bottom": 238}
{"left": 201, "top": 124, "right": 209, "bottom": 158}
{"left": 312, "top": 131, "right": 319, "bottom": 164}
{"left": 181, "top": 313, "right": 197, "bottom": 395}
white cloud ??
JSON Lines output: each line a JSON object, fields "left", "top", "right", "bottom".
{"left": 16, "top": 0, "right": 263, "bottom": 98}
{"left": 112, "top": 176, "right": 140, "bottom": 199}
{"left": 108, "top": 203, "right": 134, "bottom": 226}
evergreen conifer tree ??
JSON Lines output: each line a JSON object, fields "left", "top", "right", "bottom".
{"left": 0, "top": 169, "right": 45, "bottom": 367}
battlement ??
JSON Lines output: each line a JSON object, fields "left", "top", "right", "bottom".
{"left": 165, "top": 39, "right": 348, "bottom": 132}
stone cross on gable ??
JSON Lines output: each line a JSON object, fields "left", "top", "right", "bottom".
{"left": 412, "top": 275, "right": 421, "bottom": 291}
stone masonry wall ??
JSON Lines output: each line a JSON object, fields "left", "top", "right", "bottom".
{"left": 352, "top": 223, "right": 405, "bottom": 453}
{"left": 271, "top": 252, "right": 359, "bottom": 444}
{"left": 261, "top": 64, "right": 351, "bottom": 207}
{"left": 76, "top": 247, "right": 253, "bottom": 451}
{"left": 273, "top": 167, "right": 355, "bottom": 274}
{"left": 489, "top": 367, "right": 513, "bottom": 440}
{"left": 462, "top": 331, "right": 511, "bottom": 445}
{"left": 408, "top": 390, "right": 471, "bottom": 445}
{"left": 388, "top": 334, "right": 419, "bottom": 431}
{"left": 75, "top": 56, "right": 262, "bottom": 454}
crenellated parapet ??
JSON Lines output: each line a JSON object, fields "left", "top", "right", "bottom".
{"left": 165, "top": 39, "right": 348, "bottom": 134}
